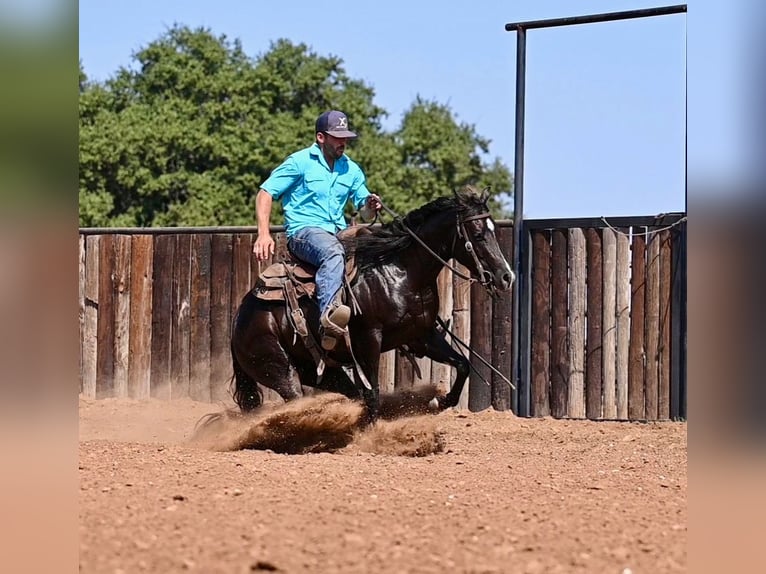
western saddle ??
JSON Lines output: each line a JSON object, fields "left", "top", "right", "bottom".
{"left": 251, "top": 226, "right": 369, "bottom": 374}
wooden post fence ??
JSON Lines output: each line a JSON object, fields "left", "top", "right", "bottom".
{"left": 79, "top": 215, "right": 686, "bottom": 420}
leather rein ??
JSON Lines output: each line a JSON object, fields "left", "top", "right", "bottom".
{"left": 377, "top": 202, "right": 494, "bottom": 288}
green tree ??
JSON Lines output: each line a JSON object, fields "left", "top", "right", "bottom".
{"left": 79, "top": 26, "right": 512, "bottom": 227}
{"left": 378, "top": 97, "right": 511, "bottom": 217}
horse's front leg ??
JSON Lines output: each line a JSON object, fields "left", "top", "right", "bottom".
{"left": 421, "top": 325, "right": 471, "bottom": 410}
{"left": 349, "top": 327, "right": 382, "bottom": 425}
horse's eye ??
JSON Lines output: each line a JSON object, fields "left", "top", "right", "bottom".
{"left": 472, "top": 220, "right": 487, "bottom": 241}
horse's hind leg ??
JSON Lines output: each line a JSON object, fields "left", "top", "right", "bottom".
{"left": 231, "top": 325, "right": 303, "bottom": 411}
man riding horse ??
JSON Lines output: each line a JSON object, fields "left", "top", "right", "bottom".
{"left": 253, "top": 110, "right": 382, "bottom": 351}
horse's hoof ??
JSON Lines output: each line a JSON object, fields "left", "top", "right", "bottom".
{"left": 436, "top": 394, "right": 458, "bottom": 411}
{"left": 359, "top": 409, "right": 378, "bottom": 428}
{"left": 428, "top": 397, "right": 440, "bottom": 411}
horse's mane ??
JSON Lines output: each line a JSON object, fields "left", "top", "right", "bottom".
{"left": 344, "top": 189, "right": 487, "bottom": 271}
{"left": 344, "top": 197, "right": 453, "bottom": 270}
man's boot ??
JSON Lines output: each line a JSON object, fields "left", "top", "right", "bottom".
{"left": 319, "top": 297, "right": 351, "bottom": 351}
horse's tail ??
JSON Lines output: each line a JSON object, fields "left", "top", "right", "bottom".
{"left": 230, "top": 347, "right": 263, "bottom": 412}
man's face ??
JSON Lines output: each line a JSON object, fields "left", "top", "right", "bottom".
{"left": 317, "top": 132, "right": 349, "bottom": 160}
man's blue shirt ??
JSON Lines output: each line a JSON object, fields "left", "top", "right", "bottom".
{"left": 261, "top": 143, "right": 370, "bottom": 238}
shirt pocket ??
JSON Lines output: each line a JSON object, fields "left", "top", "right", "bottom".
{"left": 333, "top": 175, "right": 355, "bottom": 202}
{"left": 302, "top": 174, "right": 329, "bottom": 204}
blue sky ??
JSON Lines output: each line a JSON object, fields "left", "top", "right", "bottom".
{"left": 79, "top": 1, "right": 743, "bottom": 218}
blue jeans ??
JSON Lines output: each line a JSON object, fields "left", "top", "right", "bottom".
{"left": 288, "top": 227, "right": 346, "bottom": 317}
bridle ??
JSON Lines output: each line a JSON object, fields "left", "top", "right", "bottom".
{"left": 456, "top": 212, "right": 495, "bottom": 289}
{"left": 378, "top": 202, "right": 496, "bottom": 289}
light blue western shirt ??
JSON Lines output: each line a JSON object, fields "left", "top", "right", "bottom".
{"left": 261, "top": 143, "right": 370, "bottom": 238}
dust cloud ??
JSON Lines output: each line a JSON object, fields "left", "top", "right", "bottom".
{"left": 189, "top": 385, "right": 445, "bottom": 457}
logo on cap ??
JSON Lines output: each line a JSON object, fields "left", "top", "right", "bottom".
{"left": 316, "top": 110, "right": 357, "bottom": 139}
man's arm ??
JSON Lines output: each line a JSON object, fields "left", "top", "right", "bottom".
{"left": 253, "top": 189, "right": 275, "bottom": 261}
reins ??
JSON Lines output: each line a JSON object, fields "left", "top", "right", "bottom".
{"left": 436, "top": 317, "right": 516, "bottom": 391}
{"left": 376, "top": 201, "right": 482, "bottom": 284}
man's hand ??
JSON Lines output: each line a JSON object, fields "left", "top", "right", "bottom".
{"left": 365, "top": 193, "right": 382, "bottom": 212}
{"left": 253, "top": 233, "right": 275, "bottom": 261}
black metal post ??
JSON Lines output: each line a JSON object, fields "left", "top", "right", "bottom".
{"left": 670, "top": 221, "right": 687, "bottom": 420}
{"left": 510, "top": 27, "right": 526, "bottom": 414}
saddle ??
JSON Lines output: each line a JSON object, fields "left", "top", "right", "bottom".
{"left": 253, "top": 255, "right": 358, "bottom": 302}
{"left": 251, "top": 226, "right": 371, "bottom": 384}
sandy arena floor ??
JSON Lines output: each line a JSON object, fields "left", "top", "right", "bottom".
{"left": 79, "top": 390, "right": 687, "bottom": 573}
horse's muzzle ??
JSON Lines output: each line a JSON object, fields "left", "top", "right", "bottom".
{"left": 494, "top": 269, "right": 514, "bottom": 292}
{"left": 480, "top": 269, "right": 514, "bottom": 298}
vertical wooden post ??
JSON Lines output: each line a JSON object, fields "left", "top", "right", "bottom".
{"left": 645, "top": 231, "right": 661, "bottom": 420}
{"left": 210, "top": 234, "right": 233, "bottom": 403}
{"left": 171, "top": 234, "right": 192, "bottom": 398}
{"left": 415, "top": 355, "right": 431, "bottom": 387}
{"left": 658, "top": 230, "right": 672, "bottom": 420}
{"left": 628, "top": 231, "right": 647, "bottom": 420}
{"left": 530, "top": 230, "right": 551, "bottom": 417}
{"left": 395, "top": 348, "right": 414, "bottom": 389}
{"left": 231, "top": 233, "right": 253, "bottom": 318}
{"left": 128, "top": 235, "right": 153, "bottom": 399}
{"left": 96, "top": 234, "right": 115, "bottom": 398}
{"left": 431, "top": 268, "right": 454, "bottom": 394}
{"left": 585, "top": 228, "right": 603, "bottom": 419}
{"left": 82, "top": 236, "right": 99, "bottom": 398}
{"left": 615, "top": 231, "right": 630, "bottom": 419}
{"left": 150, "top": 235, "right": 175, "bottom": 399}
{"left": 378, "top": 350, "right": 395, "bottom": 395}
{"left": 112, "top": 235, "right": 131, "bottom": 398}
{"left": 491, "top": 225, "right": 514, "bottom": 411}
{"left": 567, "top": 228, "right": 586, "bottom": 418}
{"left": 452, "top": 263, "right": 471, "bottom": 409}
{"left": 190, "top": 234, "right": 212, "bottom": 402}
{"left": 601, "top": 228, "right": 617, "bottom": 419}
{"left": 79, "top": 236, "right": 85, "bottom": 393}
{"left": 549, "top": 229, "right": 568, "bottom": 418}
{"left": 469, "top": 281, "right": 492, "bottom": 411}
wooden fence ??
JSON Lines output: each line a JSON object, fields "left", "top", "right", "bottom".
{"left": 519, "top": 215, "right": 687, "bottom": 420}
{"left": 78, "top": 215, "right": 686, "bottom": 420}
{"left": 78, "top": 225, "right": 514, "bottom": 409}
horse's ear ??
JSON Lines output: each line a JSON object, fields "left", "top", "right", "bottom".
{"left": 454, "top": 184, "right": 490, "bottom": 205}
{"left": 455, "top": 184, "right": 479, "bottom": 202}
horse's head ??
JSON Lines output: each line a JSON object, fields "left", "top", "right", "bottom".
{"left": 451, "top": 185, "right": 514, "bottom": 296}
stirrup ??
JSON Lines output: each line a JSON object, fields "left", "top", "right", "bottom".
{"left": 320, "top": 303, "right": 351, "bottom": 350}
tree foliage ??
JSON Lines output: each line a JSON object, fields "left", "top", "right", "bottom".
{"left": 79, "top": 26, "right": 512, "bottom": 227}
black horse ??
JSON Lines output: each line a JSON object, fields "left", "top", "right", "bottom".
{"left": 229, "top": 185, "right": 514, "bottom": 422}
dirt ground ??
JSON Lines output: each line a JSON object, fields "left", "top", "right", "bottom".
{"left": 79, "top": 389, "right": 687, "bottom": 574}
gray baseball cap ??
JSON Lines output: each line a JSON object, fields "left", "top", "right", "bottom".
{"left": 315, "top": 110, "right": 357, "bottom": 138}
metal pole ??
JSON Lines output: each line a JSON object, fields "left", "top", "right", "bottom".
{"left": 510, "top": 26, "right": 526, "bottom": 415}
{"left": 504, "top": 4, "right": 686, "bottom": 31}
